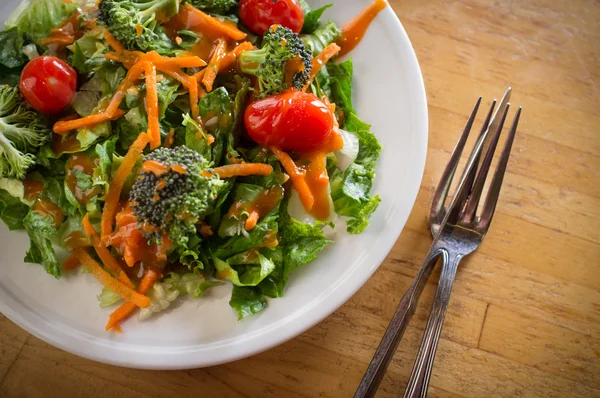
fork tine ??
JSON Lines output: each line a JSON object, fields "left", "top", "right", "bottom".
{"left": 462, "top": 104, "right": 511, "bottom": 223}
{"left": 475, "top": 88, "right": 512, "bottom": 171}
{"left": 479, "top": 107, "right": 522, "bottom": 228}
{"left": 458, "top": 98, "right": 497, "bottom": 207}
{"left": 429, "top": 97, "right": 481, "bottom": 223}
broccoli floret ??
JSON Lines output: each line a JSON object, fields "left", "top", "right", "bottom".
{"left": 98, "top": 0, "right": 179, "bottom": 53}
{"left": 130, "top": 146, "right": 224, "bottom": 247}
{"left": 0, "top": 86, "right": 51, "bottom": 178}
{"left": 189, "top": 0, "right": 237, "bottom": 15}
{"left": 239, "top": 25, "right": 312, "bottom": 98}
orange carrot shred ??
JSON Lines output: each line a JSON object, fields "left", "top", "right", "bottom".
{"left": 82, "top": 214, "right": 134, "bottom": 288}
{"left": 244, "top": 211, "right": 260, "bottom": 230}
{"left": 104, "top": 30, "right": 124, "bottom": 53}
{"left": 72, "top": 248, "right": 150, "bottom": 308}
{"left": 304, "top": 43, "right": 341, "bottom": 91}
{"left": 271, "top": 147, "right": 315, "bottom": 211}
{"left": 202, "top": 38, "right": 227, "bottom": 92}
{"left": 144, "top": 62, "right": 161, "bottom": 148}
{"left": 183, "top": 3, "right": 247, "bottom": 41}
{"left": 53, "top": 109, "right": 126, "bottom": 135}
{"left": 213, "top": 163, "right": 274, "bottom": 179}
{"left": 105, "top": 269, "right": 160, "bottom": 331}
{"left": 105, "top": 61, "right": 147, "bottom": 116}
{"left": 164, "top": 129, "right": 175, "bottom": 148}
{"left": 189, "top": 76, "right": 200, "bottom": 119}
{"left": 101, "top": 133, "right": 150, "bottom": 236}
{"left": 62, "top": 255, "right": 80, "bottom": 271}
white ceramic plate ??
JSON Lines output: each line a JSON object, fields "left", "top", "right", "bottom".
{"left": 0, "top": 0, "right": 427, "bottom": 369}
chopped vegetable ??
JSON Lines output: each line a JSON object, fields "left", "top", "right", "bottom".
{"left": 0, "top": 0, "right": 387, "bottom": 330}
{"left": 72, "top": 248, "right": 151, "bottom": 308}
{"left": 98, "top": 0, "right": 180, "bottom": 54}
{"left": 239, "top": 25, "right": 312, "bottom": 98}
{"left": 0, "top": 86, "right": 51, "bottom": 178}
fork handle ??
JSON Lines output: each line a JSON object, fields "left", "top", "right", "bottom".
{"left": 354, "top": 249, "right": 441, "bottom": 398}
{"left": 403, "top": 251, "right": 461, "bottom": 398}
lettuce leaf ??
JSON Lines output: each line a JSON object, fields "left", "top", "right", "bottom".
{"left": 0, "top": 179, "right": 30, "bottom": 230}
{"left": 302, "top": 20, "right": 342, "bottom": 55}
{"left": 328, "top": 59, "right": 354, "bottom": 118}
{"left": 8, "top": 0, "right": 78, "bottom": 42}
{"left": 23, "top": 211, "right": 60, "bottom": 279}
{"left": 199, "top": 87, "right": 235, "bottom": 165}
{"left": 212, "top": 205, "right": 279, "bottom": 259}
{"left": 330, "top": 113, "right": 382, "bottom": 233}
{"left": 70, "top": 30, "right": 111, "bottom": 76}
{"left": 214, "top": 251, "right": 276, "bottom": 287}
{"left": 229, "top": 285, "right": 268, "bottom": 320}
{"left": 302, "top": 4, "right": 333, "bottom": 34}
{"left": 279, "top": 199, "right": 332, "bottom": 287}
{"left": 0, "top": 28, "right": 26, "bottom": 69}
{"left": 98, "top": 287, "right": 122, "bottom": 307}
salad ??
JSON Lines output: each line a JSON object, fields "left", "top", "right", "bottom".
{"left": 0, "top": 0, "right": 387, "bottom": 331}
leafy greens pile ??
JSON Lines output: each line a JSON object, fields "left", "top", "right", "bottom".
{"left": 0, "top": 0, "right": 382, "bottom": 326}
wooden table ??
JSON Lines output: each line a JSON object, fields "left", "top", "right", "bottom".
{"left": 2, "top": 0, "right": 599, "bottom": 396}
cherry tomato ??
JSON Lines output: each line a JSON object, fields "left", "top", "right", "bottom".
{"left": 245, "top": 89, "right": 335, "bottom": 153}
{"left": 19, "top": 56, "right": 77, "bottom": 115}
{"left": 239, "top": 0, "right": 305, "bottom": 35}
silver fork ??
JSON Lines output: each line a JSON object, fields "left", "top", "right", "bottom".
{"left": 355, "top": 88, "right": 521, "bottom": 398}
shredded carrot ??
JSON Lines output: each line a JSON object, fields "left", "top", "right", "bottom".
{"left": 221, "top": 41, "right": 254, "bottom": 70}
{"left": 304, "top": 43, "right": 341, "bottom": 91}
{"left": 155, "top": 56, "right": 207, "bottom": 69}
{"left": 101, "top": 134, "right": 150, "bottom": 236}
{"left": 53, "top": 109, "right": 126, "bottom": 134}
{"left": 202, "top": 38, "right": 227, "bottom": 92}
{"left": 142, "top": 159, "right": 170, "bottom": 176}
{"left": 189, "top": 76, "right": 200, "bottom": 119}
{"left": 62, "top": 255, "right": 80, "bottom": 271}
{"left": 271, "top": 147, "right": 315, "bottom": 211}
{"left": 105, "top": 61, "right": 147, "bottom": 116}
{"left": 72, "top": 248, "right": 150, "bottom": 308}
{"left": 82, "top": 214, "right": 133, "bottom": 288}
{"left": 105, "top": 268, "right": 160, "bottom": 332}
{"left": 183, "top": 3, "right": 247, "bottom": 41}
{"left": 245, "top": 211, "right": 259, "bottom": 230}
{"left": 156, "top": 65, "right": 192, "bottom": 87}
{"left": 144, "top": 62, "right": 160, "bottom": 148}
{"left": 104, "top": 30, "right": 124, "bottom": 53}
{"left": 206, "top": 133, "right": 215, "bottom": 145}
{"left": 39, "top": 36, "right": 74, "bottom": 46}
{"left": 213, "top": 163, "right": 274, "bottom": 179}
{"left": 170, "top": 164, "right": 187, "bottom": 174}
{"left": 164, "top": 129, "right": 175, "bottom": 148}
{"left": 53, "top": 59, "right": 147, "bottom": 134}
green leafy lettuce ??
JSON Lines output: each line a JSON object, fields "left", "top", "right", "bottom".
{"left": 7, "top": 0, "right": 78, "bottom": 42}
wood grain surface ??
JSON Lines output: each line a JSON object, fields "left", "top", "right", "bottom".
{"left": 2, "top": 0, "right": 600, "bottom": 397}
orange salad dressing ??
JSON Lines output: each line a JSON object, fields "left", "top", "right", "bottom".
{"left": 23, "top": 180, "right": 44, "bottom": 202}
{"left": 33, "top": 198, "right": 64, "bottom": 227}
{"left": 336, "top": 0, "right": 388, "bottom": 57}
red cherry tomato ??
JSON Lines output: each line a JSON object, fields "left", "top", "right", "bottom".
{"left": 19, "top": 56, "right": 77, "bottom": 115}
{"left": 239, "top": 0, "right": 305, "bottom": 35}
{"left": 245, "top": 89, "right": 335, "bottom": 153}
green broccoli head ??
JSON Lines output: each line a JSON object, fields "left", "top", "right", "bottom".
{"left": 0, "top": 86, "right": 51, "bottom": 178}
{"left": 129, "top": 146, "right": 224, "bottom": 247}
{"left": 190, "top": 0, "right": 238, "bottom": 15}
{"left": 239, "top": 25, "right": 312, "bottom": 99}
{"left": 98, "top": 0, "right": 179, "bottom": 54}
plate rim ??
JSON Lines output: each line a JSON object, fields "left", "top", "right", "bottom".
{"left": 0, "top": 4, "right": 428, "bottom": 370}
